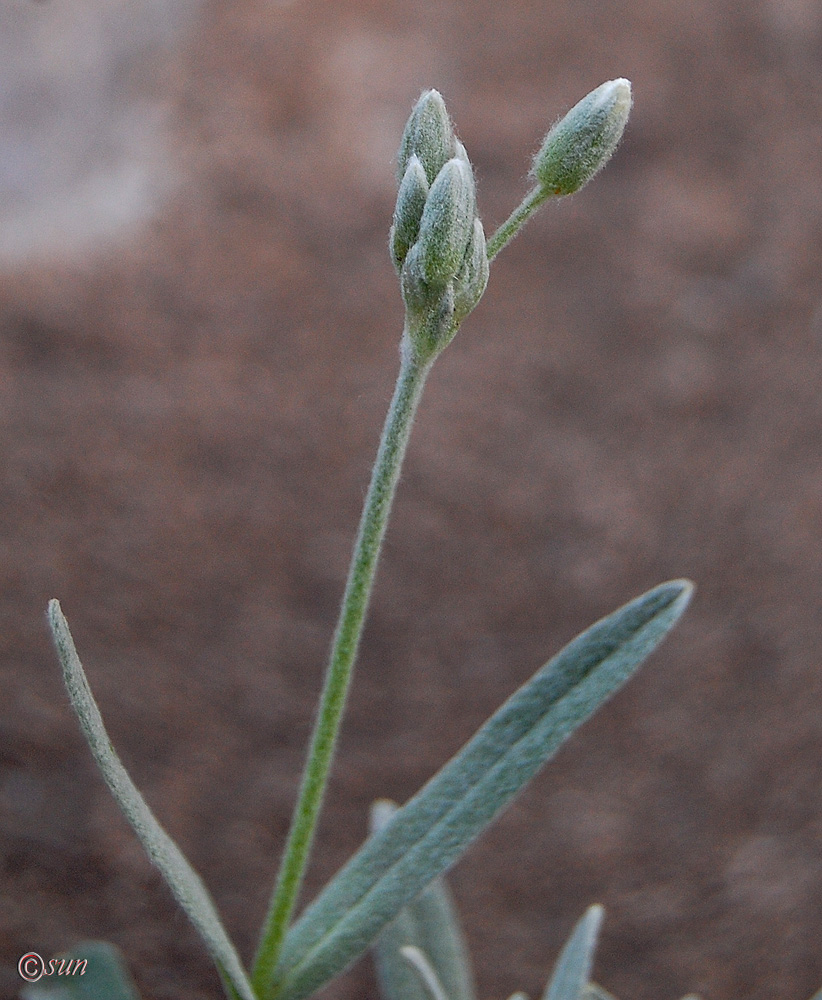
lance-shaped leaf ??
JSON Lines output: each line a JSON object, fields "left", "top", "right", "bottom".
{"left": 371, "top": 801, "right": 475, "bottom": 1000}
{"left": 271, "top": 580, "right": 693, "bottom": 1000}
{"left": 542, "top": 905, "right": 603, "bottom": 1000}
{"left": 47, "top": 601, "right": 256, "bottom": 1000}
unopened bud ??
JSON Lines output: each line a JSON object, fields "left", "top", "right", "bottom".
{"left": 453, "top": 217, "right": 489, "bottom": 325}
{"left": 390, "top": 154, "right": 429, "bottom": 271}
{"left": 531, "top": 78, "right": 632, "bottom": 196}
{"left": 415, "top": 157, "right": 476, "bottom": 287}
{"left": 393, "top": 90, "right": 489, "bottom": 361}
{"left": 397, "top": 89, "right": 456, "bottom": 186}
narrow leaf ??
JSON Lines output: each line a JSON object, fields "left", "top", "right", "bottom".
{"left": 371, "top": 802, "right": 475, "bottom": 1000}
{"left": 272, "top": 580, "right": 693, "bottom": 1000}
{"left": 542, "top": 905, "right": 603, "bottom": 1000}
{"left": 20, "top": 941, "right": 141, "bottom": 1000}
{"left": 400, "top": 947, "right": 451, "bottom": 1000}
{"left": 47, "top": 601, "right": 256, "bottom": 1000}
{"left": 581, "top": 985, "right": 616, "bottom": 1000}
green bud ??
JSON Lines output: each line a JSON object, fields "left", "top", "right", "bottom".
{"left": 415, "top": 157, "right": 475, "bottom": 287}
{"left": 453, "top": 138, "right": 471, "bottom": 167}
{"left": 390, "top": 154, "right": 429, "bottom": 271}
{"left": 397, "top": 89, "right": 456, "bottom": 186}
{"left": 531, "top": 78, "right": 632, "bottom": 196}
{"left": 453, "top": 217, "right": 489, "bottom": 325}
{"left": 393, "top": 90, "right": 488, "bottom": 363}
{"left": 399, "top": 242, "right": 429, "bottom": 315}
{"left": 400, "top": 244, "right": 456, "bottom": 359}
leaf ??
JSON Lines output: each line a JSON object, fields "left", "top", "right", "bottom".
{"left": 47, "top": 601, "right": 256, "bottom": 1000}
{"left": 371, "top": 802, "right": 475, "bottom": 1000}
{"left": 271, "top": 579, "right": 693, "bottom": 1000}
{"left": 542, "top": 905, "right": 603, "bottom": 1000}
{"left": 399, "top": 947, "right": 451, "bottom": 1000}
{"left": 19, "top": 941, "right": 141, "bottom": 1000}
{"left": 581, "top": 985, "right": 616, "bottom": 1000}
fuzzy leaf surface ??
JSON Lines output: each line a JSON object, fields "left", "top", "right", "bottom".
{"left": 271, "top": 580, "right": 692, "bottom": 1000}
{"left": 542, "top": 905, "right": 602, "bottom": 1000}
{"left": 47, "top": 601, "right": 256, "bottom": 1000}
{"left": 371, "top": 803, "right": 475, "bottom": 1000}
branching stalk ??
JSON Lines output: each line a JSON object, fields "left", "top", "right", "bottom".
{"left": 486, "top": 186, "right": 552, "bottom": 261}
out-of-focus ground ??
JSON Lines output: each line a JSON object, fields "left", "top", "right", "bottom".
{"left": 2, "top": 1, "right": 821, "bottom": 998}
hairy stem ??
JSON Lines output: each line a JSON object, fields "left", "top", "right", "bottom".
{"left": 486, "top": 186, "right": 552, "bottom": 260}
{"left": 253, "top": 337, "right": 433, "bottom": 999}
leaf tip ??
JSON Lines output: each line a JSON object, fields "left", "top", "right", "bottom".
{"left": 668, "top": 578, "right": 695, "bottom": 613}
{"left": 584, "top": 903, "right": 605, "bottom": 931}
{"left": 370, "top": 798, "right": 399, "bottom": 835}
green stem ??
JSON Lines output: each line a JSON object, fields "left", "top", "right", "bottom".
{"left": 486, "top": 185, "right": 553, "bottom": 261}
{"left": 252, "top": 337, "right": 433, "bottom": 1000}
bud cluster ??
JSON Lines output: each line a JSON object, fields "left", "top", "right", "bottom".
{"left": 390, "top": 90, "right": 488, "bottom": 360}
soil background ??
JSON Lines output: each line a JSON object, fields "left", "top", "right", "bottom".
{"left": 2, "top": 1, "right": 822, "bottom": 999}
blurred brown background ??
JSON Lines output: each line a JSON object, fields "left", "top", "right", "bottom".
{"left": 2, "top": 0, "right": 821, "bottom": 998}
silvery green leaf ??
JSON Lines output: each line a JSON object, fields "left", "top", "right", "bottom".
{"left": 581, "top": 984, "right": 616, "bottom": 1000}
{"left": 373, "top": 899, "right": 433, "bottom": 1000}
{"left": 398, "top": 90, "right": 455, "bottom": 187}
{"left": 47, "top": 601, "right": 256, "bottom": 1000}
{"left": 371, "top": 802, "right": 475, "bottom": 1000}
{"left": 400, "top": 947, "right": 451, "bottom": 1000}
{"left": 416, "top": 158, "right": 475, "bottom": 288}
{"left": 391, "top": 155, "right": 429, "bottom": 272}
{"left": 807, "top": 990, "right": 822, "bottom": 1000}
{"left": 542, "top": 906, "right": 603, "bottom": 1000}
{"left": 20, "top": 941, "right": 141, "bottom": 1000}
{"left": 271, "top": 580, "right": 692, "bottom": 1000}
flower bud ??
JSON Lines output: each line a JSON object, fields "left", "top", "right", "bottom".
{"left": 397, "top": 89, "right": 456, "bottom": 186}
{"left": 415, "top": 157, "right": 476, "bottom": 287}
{"left": 453, "top": 217, "right": 489, "bottom": 325}
{"left": 531, "top": 78, "right": 632, "bottom": 196}
{"left": 400, "top": 246, "right": 456, "bottom": 357}
{"left": 390, "top": 154, "right": 429, "bottom": 271}
{"left": 392, "top": 90, "right": 489, "bottom": 362}
{"left": 399, "top": 242, "right": 429, "bottom": 315}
